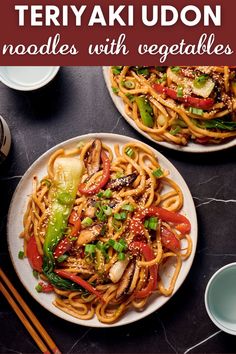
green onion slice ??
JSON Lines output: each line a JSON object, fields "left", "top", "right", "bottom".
{"left": 152, "top": 168, "right": 164, "bottom": 178}
{"left": 189, "top": 107, "right": 204, "bottom": 116}
{"left": 121, "top": 204, "right": 135, "bottom": 212}
{"left": 125, "top": 147, "right": 134, "bottom": 158}
{"left": 81, "top": 217, "right": 93, "bottom": 227}
{"left": 85, "top": 244, "right": 96, "bottom": 254}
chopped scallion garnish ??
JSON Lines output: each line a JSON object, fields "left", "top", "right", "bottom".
{"left": 121, "top": 204, "right": 135, "bottom": 212}
{"left": 35, "top": 284, "right": 43, "bottom": 293}
{"left": 189, "top": 107, "right": 204, "bottom": 116}
{"left": 144, "top": 217, "right": 159, "bottom": 231}
{"left": 81, "top": 217, "right": 93, "bottom": 227}
{"left": 152, "top": 168, "right": 164, "bottom": 178}
{"left": 57, "top": 254, "right": 68, "bottom": 263}
{"left": 112, "top": 219, "right": 123, "bottom": 232}
{"left": 125, "top": 147, "right": 134, "bottom": 158}
{"left": 107, "top": 238, "right": 127, "bottom": 253}
{"left": 108, "top": 239, "right": 115, "bottom": 247}
{"left": 125, "top": 94, "right": 135, "bottom": 102}
{"left": 177, "top": 86, "right": 184, "bottom": 98}
{"left": 114, "top": 212, "right": 127, "bottom": 221}
{"left": 171, "top": 66, "right": 180, "bottom": 73}
{"left": 124, "top": 80, "right": 135, "bottom": 89}
{"left": 102, "top": 205, "right": 112, "bottom": 216}
{"left": 112, "top": 66, "right": 123, "bottom": 75}
{"left": 136, "top": 67, "right": 149, "bottom": 76}
{"left": 112, "top": 87, "right": 119, "bottom": 94}
{"left": 113, "top": 243, "right": 124, "bottom": 253}
{"left": 85, "top": 244, "right": 96, "bottom": 254}
{"left": 18, "top": 251, "right": 24, "bottom": 259}
{"left": 103, "top": 189, "right": 112, "bottom": 198}
{"left": 170, "top": 126, "right": 181, "bottom": 135}
{"left": 96, "top": 203, "right": 107, "bottom": 222}
{"left": 118, "top": 252, "right": 126, "bottom": 261}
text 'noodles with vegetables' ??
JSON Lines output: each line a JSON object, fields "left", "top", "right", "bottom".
{"left": 110, "top": 66, "right": 236, "bottom": 146}
{"left": 20, "top": 138, "right": 192, "bottom": 324}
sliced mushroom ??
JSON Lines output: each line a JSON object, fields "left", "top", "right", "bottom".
{"left": 85, "top": 139, "right": 102, "bottom": 176}
{"left": 127, "top": 263, "right": 140, "bottom": 294}
{"left": 116, "top": 262, "right": 135, "bottom": 299}
{"left": 106, "top": 173, "right": 137, "bottom": 191}
{"left": 76, "top": 224, "right": 103, "bottom": 246}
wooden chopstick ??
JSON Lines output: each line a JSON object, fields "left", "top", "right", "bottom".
{"left": 0, "top": 268, "right": 61, "bottom": 354}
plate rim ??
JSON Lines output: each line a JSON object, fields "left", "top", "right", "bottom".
{"left": 7, "top": 132, "right": 198, "bottom": 328}
{"left": 103, "top": 66, "right": 236, "bottom": 154}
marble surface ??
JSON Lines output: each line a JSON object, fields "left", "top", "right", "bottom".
{"left": 0, "top": 67, "right": 235, "bottom": 353}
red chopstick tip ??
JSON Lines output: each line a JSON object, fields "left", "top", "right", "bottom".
{"left": 43, "top": 351, "right": 51, "bottom": 354}
{"left": 53, "top": 347, "right": 62, "bottom": 354}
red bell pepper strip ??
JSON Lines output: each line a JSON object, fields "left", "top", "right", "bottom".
{"left": 78, "top": 150, "right": 111, "bottom": 196}
{"left": 26, "top": 236, "right": 43, "bottom": 272}
{"left": 69, "top": 210, "right": 80, "bottom": 225}
{"left": 53, "top": 237, "right": 73, "bottom": 259}
{"left": 152, "top": 83, "right": 214, "bottom": 110}
{"left": 195, "top": 136, "right": 210, "bottom": 144}
{"left": 130, "top": 206, "right": 191, "bottom": 236}
{"left": 129, "top": 241, "right": 157, "bottom": 298}
{"left": 54, "top": 269, "right": 104, "bottom": 302}
{"left": 161, "top": 226, "right": 180, "bottom": 253}
{"left": 70, "top": 217, "right": 81, "bottom": 237}
{"left": 54, "top": 210, "right": 81, "bottom": 258}
{"left": 37, "top": 282, "right": 54, "bottom": 293}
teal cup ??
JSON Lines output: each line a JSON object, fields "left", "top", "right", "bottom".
{"left": 205, "top": 263, "right": 236, "bottom": 335}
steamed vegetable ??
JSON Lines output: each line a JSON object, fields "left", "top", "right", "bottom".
{"left": 42, "top": 156, "right": 84, "bottom": 284}
{"left": 201, "top": 119, "right": 236, "bottom": 131}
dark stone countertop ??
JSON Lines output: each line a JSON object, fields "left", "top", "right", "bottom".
{"left": 0, "top": 67, "right": 235, "bottom": 354}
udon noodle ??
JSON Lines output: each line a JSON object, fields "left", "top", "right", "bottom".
{"left": 20, "top": 139, "right": 192, "bottom": 323}
{"left": 110, "top": 66, "right": 236, "bottom": 145}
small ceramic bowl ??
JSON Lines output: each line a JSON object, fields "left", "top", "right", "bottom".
{"left": 205, "top": 263, "right": 236, "bottom": 335}
{"left": 0, "top": 66, "right": 60, "bottom": 91}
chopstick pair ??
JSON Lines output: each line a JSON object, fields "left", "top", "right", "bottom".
{"left": 0, "top": 268, "right": 61, "bottom": 354}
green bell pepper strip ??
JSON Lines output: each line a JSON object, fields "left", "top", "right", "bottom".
{"left": 136, "top": 96, "right": 154, "bottom": 128}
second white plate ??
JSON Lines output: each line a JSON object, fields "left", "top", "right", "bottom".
{"left": 103, "top": 66, "right": 236, "bottom": 153}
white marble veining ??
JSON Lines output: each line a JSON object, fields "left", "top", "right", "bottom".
{"left": 194, "top": 196, "right": 236, "bottom": 208}
{"left": 0, "top": 175, "right": 22, "bottom": 181}
{"left": 183, "top": 330, "right": 222, "bottom": 353}
{"left": 66, "top": 329, "right": 91, "bottom": 354}
{"left": 157, "top": 317, "right": 178, "bottom": 353}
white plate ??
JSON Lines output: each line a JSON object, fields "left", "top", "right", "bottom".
{"left": 7, "top": 133, "right": 198, "bottom": 328}
{"left": 103, "top": 67, "right": 236, "bottom": 153}
{"left": 0, "top": 66, "right": 60, "bottom": 91}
